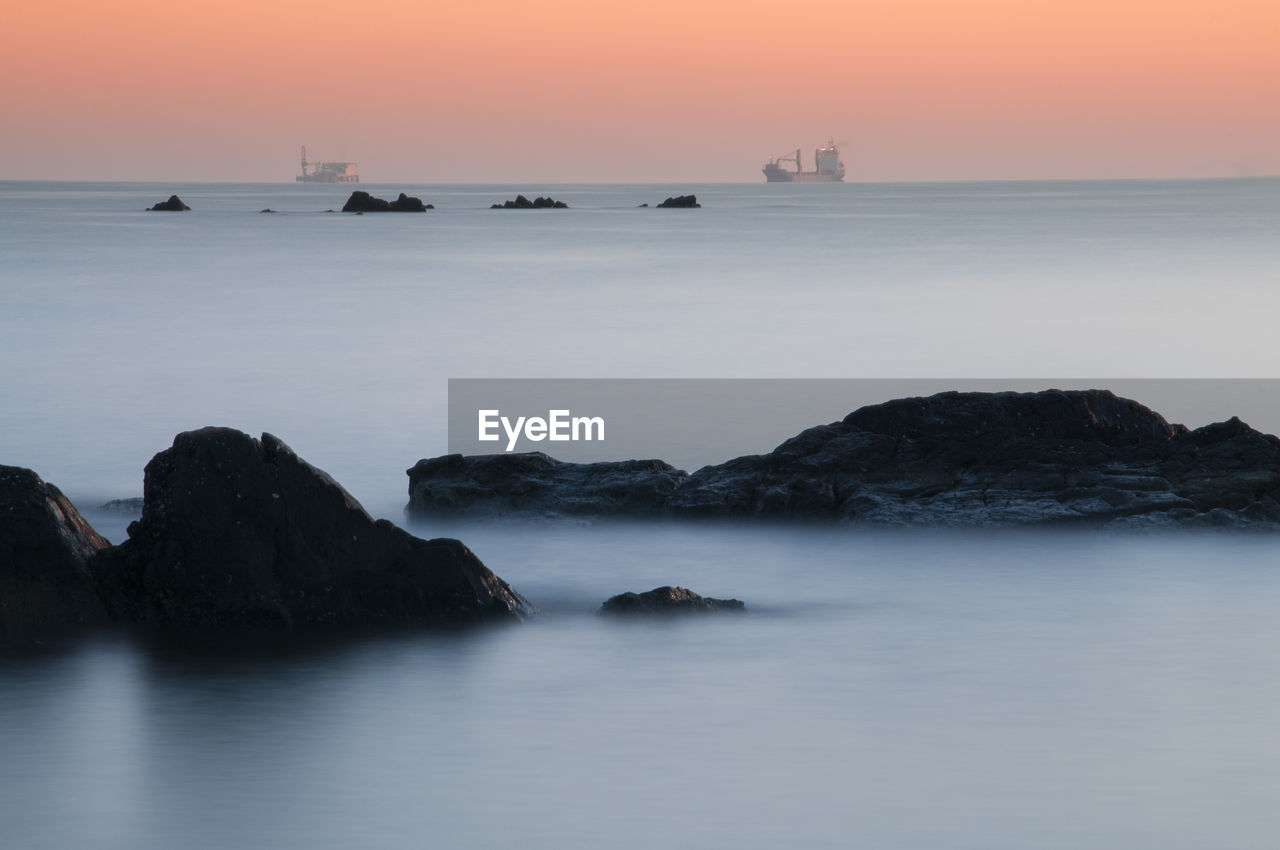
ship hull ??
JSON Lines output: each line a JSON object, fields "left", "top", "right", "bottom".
{"left": 763, "top": 169, "right": 844, "bottom": 183}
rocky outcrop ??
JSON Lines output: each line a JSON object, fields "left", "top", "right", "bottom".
{"left": 407, "top": 452, "right": 686, "bottom": 517}
{"left": 656, "top": 194, "right": 700, "bottom": 208}
{"left": 95, "top": 428, "right": 532, "bottom": 627}
{"left": 1, "top": 466, "right": 110, "bottom": 640}
{"left": 490, "top": 195, "right": 568, "bottom": 209}
{"left": 405, "top": 390, "right": 1280, "bottom": 527}
{"left": 341, "top": 191, "right": 433, "bottom": 212}
{"left": 600, "top": 586, "right": 744, "bottom": 615}
{"left": 669, "top": 390, "right": 1280, "bottom": 526}
{"left": 147, "top": 195, "right": 190, "bottom": 211}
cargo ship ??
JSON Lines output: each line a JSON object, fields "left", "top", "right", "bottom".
{"left": 762, "top": 141, "right": 845, "bottom": 182}
{"left": 295, "top": 146, "right": 359, "bottom": 183}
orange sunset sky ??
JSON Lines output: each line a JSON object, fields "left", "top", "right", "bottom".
{"left": 3, "top": 0, "right": 1278, "bottom": 183}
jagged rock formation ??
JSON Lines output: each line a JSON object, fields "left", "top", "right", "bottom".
{"left": 407, "top": 452, "right": 684, "bottom": 517}
{"left": 94, "top": 428, "right": 532, "bottom": 627}
{"left": 147, "top": 195, "right": 190, "bottom": 211}
{"left": 0, "top": 466, "right": 110, "bottom": 639}
{"left": 406, "top": 390, "right": 1280, "bottom": 527}
{"left": 600, "top": 586, "right": 744, "bottom": 615}
{"left": 490, "top": 195, "right": 568, "bottom": 209}
{"left": 341, "top": 191, "right": 433, "bottom": 212}
{"left": 656, "top": 194, "right": 700, "bottom": 208}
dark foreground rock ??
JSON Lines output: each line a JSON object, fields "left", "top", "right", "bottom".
{"left": 656, "top": 194, "right": 700, "bottom": 208}
{"left": 95, "top": 428, "right": 532, "bottom": 627}
{"left": 147, "top": 195, "right": 190, "bottom": 211}
{"left": 490, "top": 194, "right": 568, "bottom": 209}
{"left": 407, "top": 452, "right": 685, "bottom": 517}
{"left": 341, "top": 191, "right": 433, "bottom": 212}
{"left": 1, "top": 466, "right": 110, "bottom": 639}
{"left": 406, "top": 390, "right": 1280, "bottom": 527}
{"left": 601, "top": 586, "right": 744, "bottom": 615}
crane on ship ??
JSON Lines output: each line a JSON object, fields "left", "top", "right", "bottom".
{"left": 766, "top": 149, "right": 804, "bottom": 172}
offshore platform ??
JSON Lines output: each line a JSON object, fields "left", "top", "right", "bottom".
{"left": 295, "top": 146, "right": 359, "bottom": 183}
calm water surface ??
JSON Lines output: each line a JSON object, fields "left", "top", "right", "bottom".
{"left": 3, "top": 180, "right": 1280, "bottom": 847}
{"left": 4, "top": 526, "right": 1280, "bottom": 849}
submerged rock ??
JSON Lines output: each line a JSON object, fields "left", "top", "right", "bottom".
{"left": 341, "top": 190, "right": 433, "bottom": 212}
{"left": 490, "top": 194, "right": 568, "bottom": 209}
{"left": 656, "top": 194, "right": 700, "bottom": 208}
{"left": 405, "top": 390, "right": 1280, "bottom": 527}
{"left": 407, "top": 452, "right": 687, "bottom": 517}
{"left": 147, "top": 195, "right": 190, "bottom": 211}
{"left": 601, "top": 586, "right": 744, "bottom": 615}
{"left": 0, "top": 466, "right": 110, "bottom": 640}
{"left": 95, "top": 428, "right": 532, "bottom": 627}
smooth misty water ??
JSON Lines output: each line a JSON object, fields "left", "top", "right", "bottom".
{"left": 3, "top": 179, "right": 1280, "bottom": 506}
{"left": 5, "top": 526, "right": 1280, "bottom": 849}
{"left": 3, "top": 180, "right": 1280, "bottom": 847}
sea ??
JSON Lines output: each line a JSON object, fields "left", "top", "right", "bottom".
{"left": 3, "top": 178, "right": 1280, "bottom": 848}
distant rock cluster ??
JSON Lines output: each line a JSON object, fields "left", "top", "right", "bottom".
{"left": 490, "top": 194, "right": 568, "bottom": 209}
{"left": 139, "top": 191, "right": 709, "bottom": 213}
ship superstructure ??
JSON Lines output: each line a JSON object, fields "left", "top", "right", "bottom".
{"left": 763, "top": 141, "right": 845, "bottom": 182}
{"left": 296, "top": 146, "right": 359, "bottom": 183}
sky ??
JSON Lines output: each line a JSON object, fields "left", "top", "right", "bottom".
{"left": 2, "top": 0, "right": 1278, "bottom": 183}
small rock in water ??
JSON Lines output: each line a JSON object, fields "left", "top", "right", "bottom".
{"left": 600, "top": 586, "right": 745, "bottom": 615}
{"left": 147, "top": 194, "right": 190, "bottom": 211}
{"left": 490, "top": 194, "right": 568, "bottom": 209}
{"left": 656, "top": 194, "right": 700, "bottom": 208}
{"left": 341, "top": 190, "right": 432, "bottom": 213}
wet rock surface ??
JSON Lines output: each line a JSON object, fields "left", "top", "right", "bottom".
{"left": 95, "top": 428, "right": 532, "bottom": 627}
{"left": 0, "top": 466, "right": 110, "bottom": 640}
{"left": 656, "top": 194, "right": 701, "bottom": 208}
{"left": 600, "top": 586, "right": 745, "bottom": 615}
{"left": 406, "top": 390, "right": 1280, "bottom": 527}
{"left": 407, "top": 452, "right": 686, "bottom": 517}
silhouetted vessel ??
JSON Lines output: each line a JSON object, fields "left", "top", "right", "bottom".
{"left": 296, "top": 146, "right": 359, "bottom": 183}
{"left": 762, "top": 141, "right": 844, "bottom": 182}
